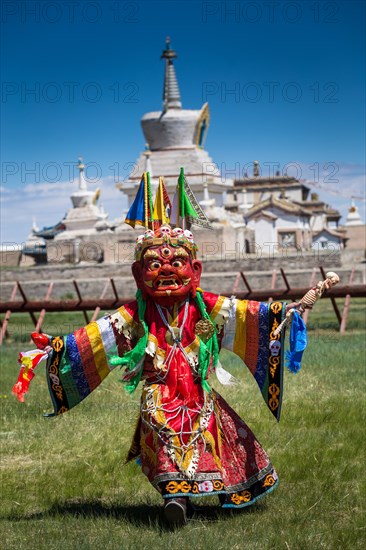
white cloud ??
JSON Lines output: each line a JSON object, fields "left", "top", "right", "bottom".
{"left": 24, "top": 180, "right": 75, "bottom": 195}
{"left": 1, "top": 176, "right": 128, "bottom": 243}
{"left": 296, "top": 162, "right": 366, "bottom": 223}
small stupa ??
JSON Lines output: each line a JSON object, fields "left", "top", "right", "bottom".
{"left": 345, "top": 199, "right": 364, "bottom": 226}
{"left": 56, "top": 158, "right": 109, "bottom": 239}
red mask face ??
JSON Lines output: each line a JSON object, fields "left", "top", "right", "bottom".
{"left": 132, "top": 244, "right": 202, "bottom": 306}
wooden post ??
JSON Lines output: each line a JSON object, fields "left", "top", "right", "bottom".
{"left": 340, "top": 266, "right": 355, "bottom": 333}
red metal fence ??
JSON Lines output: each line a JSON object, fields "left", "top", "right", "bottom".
{"left": 1, "top": 268, "right": 365, "bottom": 345}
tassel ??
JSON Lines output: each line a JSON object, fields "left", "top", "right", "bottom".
{"left": 285, "top": 350, "right": 301, "bottom": 373}
{"left": 215, "top": 360, "right": 238, "bottom": 386}
{"left": 107, "top": 289, "right": 148, "bottom": 393}
{"left": 12, "top": 349, "right": 49, "bottom": 402}
{"left": 285, "top": 311, "right": 307, "bottom": 374}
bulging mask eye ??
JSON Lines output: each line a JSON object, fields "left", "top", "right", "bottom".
{"left": 172, "top": 259, "right": 183, "bottom": 268}
{"left": 149, "top": 261, "right": 162, "bottom": 270}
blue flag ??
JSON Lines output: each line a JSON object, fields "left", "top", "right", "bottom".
{"left": 125, "top": 174, "right": 148, "bottom": 228}
{"left": 285, "top": 311, "right": 308, "bottom": 373}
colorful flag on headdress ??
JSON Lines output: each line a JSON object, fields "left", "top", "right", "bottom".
{"left": 153, "top": 177, "right": 171, "bottom": 228}
{"left": 170, "top": 167, "right": 212, "bottom": 229}
{"left": 125, "top": 172, "right": 154, "bottom": 229}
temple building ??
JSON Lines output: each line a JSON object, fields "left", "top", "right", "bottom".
{"left": 116, "top": 38, "right": 348, "bottom": 253}
{"left": 18, "top": 39, "right": 362, "bottom": 266}
{"left": 227, "top": 170, "right": 346, "bottom": 250}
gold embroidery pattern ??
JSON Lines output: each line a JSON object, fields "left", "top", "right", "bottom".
{"left": 262, "top": 474, "right": 276, "bottom": 487}
{"left": 191, "top": 483, "right": 199, "bottom": 494}
{"left": 269, "top": 318, "right": 279, "bottom": 340}
{"left": 269, "top": 356, "right": 280, "bottom": 377}
{"left": 164, "top": 479, "right": 225, "bottom": 495}
{"left": 165, "top": 481, "right": 192, "bottom": 494}
{"left": 230, "top": 491, "right": 252, "bottom": 505}
{"left": 268, "top": 383, "right": 280, "bottom": 411}
{"left": 52, "top": 336, "right": 63, "bottom": 352}
{"left": 267, "top": 302, "right": 284, "bottom": 420}
{"left": 49, "top": 337, "right": 68, "bottom": 413}
{"left": 270, "top": 302, "right": 282, "bottom": 314}
{"left": 49, "top": 354, "right": 63, "bottom": 400}
{"left": 213, "top": 480, "right": 225, "bottom": 491}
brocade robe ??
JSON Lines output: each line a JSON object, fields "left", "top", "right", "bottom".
{"left": 45, "top": 292, "right": 286, "bottom": 508}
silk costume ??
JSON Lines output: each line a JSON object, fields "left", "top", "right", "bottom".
{"left": 44, "top": 291, "right": 286, "bottom": 508}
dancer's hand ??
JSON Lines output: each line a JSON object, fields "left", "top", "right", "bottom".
{"left": 285, "top": 302, "right": 300, "bottom": 313}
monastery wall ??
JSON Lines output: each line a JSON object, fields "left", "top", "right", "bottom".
{"left": 43, "top": 226, "right": 346, "bottom": 265}
{"left": 1, "top": 249, "right": 364, "bottom": 304}
{"left": 343, "top": 225, "right": 366, "bottom": 251}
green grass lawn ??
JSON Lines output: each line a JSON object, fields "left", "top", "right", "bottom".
{"left": 0, "top": 300, "right": 365, "bottom": 549}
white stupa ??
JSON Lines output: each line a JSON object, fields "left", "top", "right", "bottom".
{"left": 119, "top": 38, "right": 231, "bottom": 207}
{"left": 56, "top": 158, "right": 109, "bottom": 239}
{"left": 345, "top": 199, "right": 363, "bottom": 226}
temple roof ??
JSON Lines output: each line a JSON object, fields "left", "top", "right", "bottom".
{"left": 312, "top": 227, "right": 348, "bottom": 239}
{"left": 293, "top": 200, "right": 341, "bottom": 219}
{"left": 232, "top": 175, "right": 310, "bottom": 190}
{"left": 33, "top": 221, "right": 66, "bottom": 240}
{"left": 245, "top": 195, "right": 311, "bottom": 219}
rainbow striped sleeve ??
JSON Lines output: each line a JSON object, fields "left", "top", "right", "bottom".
{"left": 221, "top": 299, "right": 287, "bottom": 421}
{"left": 45, "top": 302, "right": 138, "bottom": 417}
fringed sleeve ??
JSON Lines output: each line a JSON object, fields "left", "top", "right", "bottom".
{"left": 219, "top": 298, "right": 287, "bottom": 421}
{"left": 45, "top": 302, "right": 138, "bottom": 416}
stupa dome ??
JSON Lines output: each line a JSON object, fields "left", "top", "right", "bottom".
{"left": 142, "top": 104, "right": 209, "bottom": 151}
{"left": 345, "top": 200, "right": 363, "bottom": 226}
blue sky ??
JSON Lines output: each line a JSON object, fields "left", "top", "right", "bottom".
{"left": 1, "top": 0, "right": 365, "bottom": 243}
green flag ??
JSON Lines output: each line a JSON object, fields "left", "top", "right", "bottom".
{"left": 177, "top": 167, "right": 212, "bottom": 229}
